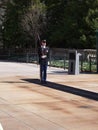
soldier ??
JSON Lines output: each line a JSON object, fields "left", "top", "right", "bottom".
{"left": 38, "top": 40, "right": 49, "bottom": 84}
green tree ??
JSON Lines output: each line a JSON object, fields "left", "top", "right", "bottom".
{"left": 0, "top": 0, "right": 8, "bottom": 48}
{"left": 45, "top": 0, "right": 98, "bottom": 49}
{"left": 2, "top": 0, "right": 31, "bottom": 50}
{"left": 2, "top": 0, "right": 98, "bottom": 50}
{"left": 44, "top": 0, "right": 66, "bottom": 47}
{"left": 21, "top": 0, "right": 46, "bottom": 52}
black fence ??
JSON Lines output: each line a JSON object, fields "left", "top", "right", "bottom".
{"left": 0, "top": 48, "right": 97, "bottom": 73}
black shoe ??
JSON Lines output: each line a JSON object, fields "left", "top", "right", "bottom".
{"left": 40, "top": 80, "right": 47, "bottom": 84}
{"left": 40, "top": 80, "right": 44, "bottom": 84}
{"left": 43, "top": 81, "right": 47, "bottom": 84}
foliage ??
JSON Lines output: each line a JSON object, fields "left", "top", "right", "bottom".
{"left": 45, "top": 0, "right": 98, "bottom": 49}
{"left": 2, "top": 0, "right": 30, "bottom": 50}
{"left": 21, "top": 0, "right": 46, "bottom": 50}
{"left": 1, "top": 0, "right": 98, "bottom": 49}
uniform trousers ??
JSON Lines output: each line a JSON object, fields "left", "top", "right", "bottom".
{"left": 40, "top": 63, "right": 47, "bottom": 82}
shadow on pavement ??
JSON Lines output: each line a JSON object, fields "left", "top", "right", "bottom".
{"left": 21, "top": 78, "right": 98, "bottom": 101}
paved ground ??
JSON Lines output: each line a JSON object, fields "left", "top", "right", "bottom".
{"left": 0, "top": 61, "right": 98, "bottom": 130}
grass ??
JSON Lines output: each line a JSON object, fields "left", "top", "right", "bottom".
{"left": 50, "top": 60, "right": 97, "bottom": 72}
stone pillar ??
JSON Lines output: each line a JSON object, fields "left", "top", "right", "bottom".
{"left": 68, "top": 50, "right": 81, "bottom": 75}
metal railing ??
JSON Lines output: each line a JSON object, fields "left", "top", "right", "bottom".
{"left": 0, "top": 48, "right": 97, "bottom": 73}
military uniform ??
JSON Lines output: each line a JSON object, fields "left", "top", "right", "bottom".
{"left": 38, "top": 45, "right": 49, "bottom": 83}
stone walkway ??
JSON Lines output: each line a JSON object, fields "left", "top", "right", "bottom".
{"left": 0, "top": 62, "right": 98, "bottom": 130}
